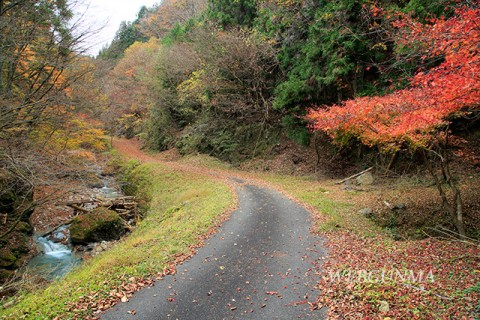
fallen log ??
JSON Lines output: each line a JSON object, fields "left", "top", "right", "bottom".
{"left": 335, "top": 167, "right": 374, "bottom": 185}
{"left": 40, "top": 219, "right": 74, "bottom": 237}
{"left": 56, "top": 199, "right": 96, "bottom": 206}
{"left": 70, "top": 204, "right": 90, "bottom": 214}
{"left": 94, "top": 196, "right": 136, "bottom": 202}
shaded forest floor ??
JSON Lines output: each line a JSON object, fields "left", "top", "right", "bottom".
{"left": 113, "top": 138, "right": 480, "bottom": 319}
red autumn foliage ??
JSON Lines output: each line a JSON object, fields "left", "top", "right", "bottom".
{"left": 307, "top": 7, "right": 480, "bottom": 149}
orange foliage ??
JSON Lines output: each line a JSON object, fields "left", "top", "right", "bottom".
{"left": 307, "top": 7, "right": 480, "bottom": 149}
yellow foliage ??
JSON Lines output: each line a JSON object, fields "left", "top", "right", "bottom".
{"left": 372, "top": 42, "right": 387, "bottom": 51}
{"left": 31, "top": 117, "right": 107, "bottom": 155}
{"left": 176, "top": 69, "right": 209, "bottom": 105}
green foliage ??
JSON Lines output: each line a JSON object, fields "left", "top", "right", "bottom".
{"left": 273, "top": 78, "right": 309, "bottom": 111}
{"left": 208, "top": 0, "right": 257, "bottom": 27}
{"left": 144, "top": 25, "right": 280, "bottom": 161}
{"left": 282, "top": 115, "right": 310, "bottom": 146}
{"left": 265, "top": 0, "right": 381, "bottom": 111}
{"left": 256, "top": 0, "right": 455, "bottom": 150}
{"left": 175, "top": 117, "right": 239, "bottom": 161}
{"left": 464, "top": 282, "right": 480, "bottom": 317}
{"left": 104, "top": 154, "right": 142, "bottom": 197}
{"left": 400, "top": 0, "right": 454, "bottom": 21}
{"left": 144, "top": 106, "right": 175, "bottom": 151}
{"left": 118, "top": 160, "right": 143, "bottom": 197}
{"left": 161, "top": 18, "right": 199, "bottom": 46}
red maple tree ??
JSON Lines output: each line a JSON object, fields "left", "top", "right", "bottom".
{"left": 307, "top": 6, "right": 480, "bottom": 236}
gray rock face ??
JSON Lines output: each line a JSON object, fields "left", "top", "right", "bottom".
{"left": 0, "top": 172, "right": 34, "bottom": 284}
{"left": 356, "top": 172, "right": 374, "bottom": 185}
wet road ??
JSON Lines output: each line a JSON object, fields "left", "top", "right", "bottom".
{"left": 101, "top": 182, "right": 326, "bottom": 319}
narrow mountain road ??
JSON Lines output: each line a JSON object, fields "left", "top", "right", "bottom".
{"left": 102, "top": 139, "right": 326, "bottom": 319}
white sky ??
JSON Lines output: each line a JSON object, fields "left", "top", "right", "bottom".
{"left": 73, "top": 0, "right": 160, "bottom": 56}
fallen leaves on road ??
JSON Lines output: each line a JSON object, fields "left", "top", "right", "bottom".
{"left": 66, "top": 276, "right": 155, "bottom": 318}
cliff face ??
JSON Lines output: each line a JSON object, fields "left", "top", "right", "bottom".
{"left": 0, "top": 171, "right": 35, "bottom": 294}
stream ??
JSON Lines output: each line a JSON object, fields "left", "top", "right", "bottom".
{"left": 26, "top": 175, "right": 123, "bottom": 280}
{"left": 27, "top": 233, "right": 82, "bottom": 281}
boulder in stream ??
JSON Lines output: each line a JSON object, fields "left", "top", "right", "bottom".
{"left": 70, "top": 207, "right": 125, "bottom": 245}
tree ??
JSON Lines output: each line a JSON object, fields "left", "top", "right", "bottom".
{"left": 0, "top": 0, "right": 94, "bottom": 251}
{"left": 307, "top": 7, "right": 480, "bottom": 236}
{"left": 139, "top": 0, "right": 207, "bottom": 39}
{"left": 208, "top": 0, "right": 257, "bottom": 27}
{"left": 105, "top": 39, "right": 161, "bottom": 138}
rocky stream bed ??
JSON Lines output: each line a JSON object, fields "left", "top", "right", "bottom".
{"left": 0, "top": 166, "right": 139, "bottom": 298}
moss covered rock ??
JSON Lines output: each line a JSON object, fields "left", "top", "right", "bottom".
{"left": 70, "top": 207, "right": 125, "bottom": 245}
{"left": 0, "top": 248, "right": 17, "bottom": 268}
{"left": 16, "top": 221, "right": 33, "bottom": 234}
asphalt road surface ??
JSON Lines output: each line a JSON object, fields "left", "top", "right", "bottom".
{"left": 101, "top": 181, "right": 326, "bottom": 320}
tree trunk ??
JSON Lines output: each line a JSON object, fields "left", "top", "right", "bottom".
{"left": 0, "top": 57, "right": 4, "bottom": 95}
{"left": 422, "top": 149, "right": 466, "bottom": 237}
{"left": 452, "top": 186, "right": 466, "bottom": 236}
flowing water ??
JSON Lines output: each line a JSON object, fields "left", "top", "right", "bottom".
{"left": 27, "top": 234, "right": 81, "bottom": 281}
{"left": 26, "top": 176, "right": 122, "bottom": 280}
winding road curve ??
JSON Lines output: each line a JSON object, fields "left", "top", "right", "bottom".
{"left": 101, "top": 139, "right": 326, "bottom": 320}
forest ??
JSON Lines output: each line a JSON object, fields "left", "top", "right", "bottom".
{"left": 0, "top": 0, "right": 479, "bottom": 318}
{"left": 98, "top": 0, "right": 478, "bottom": 237}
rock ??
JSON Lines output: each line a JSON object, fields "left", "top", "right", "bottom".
{"left": 100, "top": 241, "right": 108, "bottom": 250}
{"left": 0, "top": 248, "right": 16, "bottom": 268}
{"left": 358, "top": 208, "right": 374, "bottom": 217}
{"left": 50, "top": 231, "right": 67, "bottom": 243}
{"left": 83, "top": 171, "right": 104, "bottom": 188}
{"left": 355, "top": 172, "right": 374, "bottom": 185}
{"left": 379, "top": 300, "right": 390, "bottom": 312}
{"left": 87, "top": 243, "right": 97, "bottom": 251}
{"left": 393, "top": 203, "right": 406, "bottom": 210}
{"left": 0, "top": 269, "right": 14, "bottom": 282}
{"left": 70, "top": 207, "right": 125, "bottom": 245}
{"left": 49, "top": 225, "right": 70, "bottom": 243}
{"left": 9, "top": 233, "right": 31, "bottom": 255}
{"left": 16, "top": 221, "right": 33, "bottom": 235}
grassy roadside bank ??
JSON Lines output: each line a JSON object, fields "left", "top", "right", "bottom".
{"left": 1, "top": 160, "right": 234, "bottom": 319}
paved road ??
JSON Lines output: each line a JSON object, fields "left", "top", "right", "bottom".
{"left": 101, "top": 181, "right": 326, "bottom": 320}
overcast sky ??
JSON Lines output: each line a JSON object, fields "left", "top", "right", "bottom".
{"left": 74, "top": 0, "right": 160, "bottom": 56}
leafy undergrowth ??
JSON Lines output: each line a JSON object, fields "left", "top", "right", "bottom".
{"left": 317, "top": 231, "right": 479, "bottom": 319}
{"left": 259, "top": 174, "right": 480, "bottom": 319}
{"left": 0, "top": 162, "right": 234, "bottom": 319}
